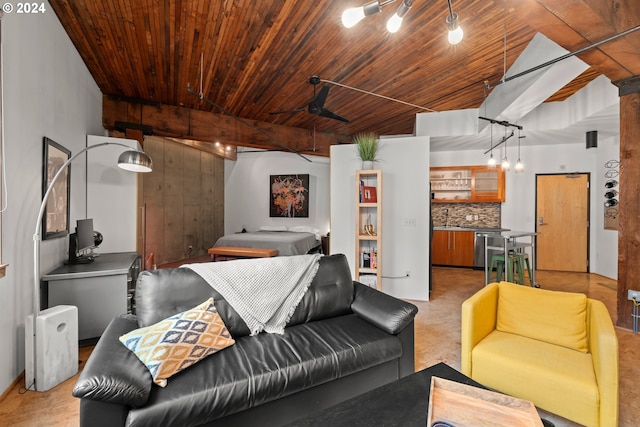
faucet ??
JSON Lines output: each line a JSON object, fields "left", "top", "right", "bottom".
{"left": 444, "top": 208, "right": 449, "bottom": 227}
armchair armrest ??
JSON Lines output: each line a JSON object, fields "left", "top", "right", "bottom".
{"left": 73, "top": 315, "right": 152, "bottom": 408}
{"left": 351, "top": 282, "right": 417, "bottom": 335}
{"left": 461, "top": 282, "right": 500, "bottom": 376}
{"left": 588, "top": 299, "right": 619, "bottom": 427}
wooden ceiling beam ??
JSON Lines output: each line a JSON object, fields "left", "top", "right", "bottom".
{"left": 103, "top": 95, "right": 347, "bottom": 157}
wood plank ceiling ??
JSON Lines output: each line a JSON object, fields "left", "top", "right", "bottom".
{"left": 49, "top": 0, "right": 640, "bottom": 155}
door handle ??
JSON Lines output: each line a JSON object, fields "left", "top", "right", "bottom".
{"left": 538, "top": 217, "right": 548, "bottom": 226}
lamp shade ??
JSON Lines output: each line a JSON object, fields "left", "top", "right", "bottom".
{"left": 117, "top": 150, "right": 153, "bottom": 172}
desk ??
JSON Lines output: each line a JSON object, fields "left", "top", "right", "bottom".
{"left": 42, "top": 252, "right": 141, "bottom": 341}
{"left": 478, "top": 231, "right": 538, "bottom": 286}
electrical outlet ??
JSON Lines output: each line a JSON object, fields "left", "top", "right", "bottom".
{"left": 628, "top": 290, "right": 640, "bottom": 301}
{"left": 474, "top": 215, "right": 479, "bottom": 221}
{"left": 466, "top": 215, "right": 472, "bottom": 221}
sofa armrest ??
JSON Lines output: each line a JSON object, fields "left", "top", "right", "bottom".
{"left": 351, "top": 282, "right": 417, "bottom": 335}
{"left": 588, "top": 299, "right": 619, "bottom": 427}
{"left": 73, "top": 315, "right": 152, "bottom": 408}
{"left": 461, "top": 283, "right": 499, "bottom": 376}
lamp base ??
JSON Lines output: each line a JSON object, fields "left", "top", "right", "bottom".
{"left": 25, "top": 305, "right": 78, "bottom": 392}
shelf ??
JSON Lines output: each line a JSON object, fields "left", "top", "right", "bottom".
{"left": 356, "top": 170, "right": 382, "bottom": 291}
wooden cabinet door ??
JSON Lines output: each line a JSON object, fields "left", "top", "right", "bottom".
{"left": 452, "top": 231, "right": 475, "bottom": 267}
{"left": 471, "top": 167, "right": 505, "bottom": 202}
{"left": 432, "top": 230, "right": 451, "bottom": 265}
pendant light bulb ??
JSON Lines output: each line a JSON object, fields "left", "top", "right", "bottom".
{"left": 487, "top": 153, "right": 496, "bottom": 168}
{"left": 515, "top": 159, "right": 524, "bottom": 173}
{"left": 501, "top": 157, "right": 510, "bottom": 171}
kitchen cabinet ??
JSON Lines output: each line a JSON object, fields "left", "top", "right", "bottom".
{"left": 432, "top": 230, "right": 474, "bottom": 267}
{"left": 430, "top": 166, "right": 505, "bottom": 203}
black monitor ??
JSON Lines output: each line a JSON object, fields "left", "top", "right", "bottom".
{"left": 67, "top": 218, "right": 95, "bottom": 264}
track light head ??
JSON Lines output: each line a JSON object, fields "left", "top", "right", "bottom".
{"left": 446, "top": 12, "right": 463, "bottom": 44}
{"left": 386, "top": 0, "right": 412, "bottom": 33}
{"left": 342, "top": 0, "right": 382, "bottom": 28}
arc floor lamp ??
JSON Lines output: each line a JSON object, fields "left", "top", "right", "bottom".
{"left": 26, "top": 141, "right": 152, "bottom": 391}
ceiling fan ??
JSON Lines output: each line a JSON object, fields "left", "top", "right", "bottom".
{"left": 269, "top": 76, "right": 349, "bottom": 123}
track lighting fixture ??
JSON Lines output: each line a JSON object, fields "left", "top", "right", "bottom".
{"left": 446, "top": 0, "right": 463, "bottom": 44}
{"left": 342, "top": 0, "right": 412, "bottom": 33}
{"left": 387, "top": 0, "right": 413, "bottom": 33}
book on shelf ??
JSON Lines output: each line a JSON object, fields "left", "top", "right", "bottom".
{"left": 362, "top": 186, "right": 377, "bottom": 203}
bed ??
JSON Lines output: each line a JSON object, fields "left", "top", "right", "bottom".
{"left": 212, "top": 226, "right": 322, "bottom": 256}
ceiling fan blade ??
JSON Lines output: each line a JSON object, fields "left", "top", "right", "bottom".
{"left": 318, "top": 108, "right": 350, "bottom": 123}
{"left": 269, "top": 107, "right": 306, "bottom": 115}
{"left": 310, "top": 86, "right": 330, "bottom": 111}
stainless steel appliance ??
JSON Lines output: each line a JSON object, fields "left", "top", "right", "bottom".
{"left": 473, "top": 231, "right": 506, "bottom": 269}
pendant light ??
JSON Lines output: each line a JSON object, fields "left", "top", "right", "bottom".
{"left": 501, "top": 128, "right": 510, "bottom": 171}
{"left": 487, "top": 123, "right": 496, "bottom": 168}
{"left": 514, "top": 128, "right": 524, "bottom": 173}
{"left": 446, "top": 0, "right": 463, "bottom": 44}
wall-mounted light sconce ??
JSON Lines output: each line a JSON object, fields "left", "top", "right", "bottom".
{"left": 446, "top": 0, "right": 463, "bottom": 44}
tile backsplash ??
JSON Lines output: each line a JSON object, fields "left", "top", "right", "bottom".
{"left": 432, "top": 203, "right": 501, "bottom": 228}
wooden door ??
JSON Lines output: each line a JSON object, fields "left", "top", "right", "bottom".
{"left": 536, "top": 174, "right": 589, "bottom": 272}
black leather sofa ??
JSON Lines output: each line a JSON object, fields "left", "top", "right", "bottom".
{"left": 73, "top": 254, "right": 418, "bottom": 427}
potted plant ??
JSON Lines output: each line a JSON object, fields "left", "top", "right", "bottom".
{"left": 353, "top": 132, "right": 379, "bottom": 169}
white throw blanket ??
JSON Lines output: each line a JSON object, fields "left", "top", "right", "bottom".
{"left": 182, "top": 254, "right": 322, "bottom": 335}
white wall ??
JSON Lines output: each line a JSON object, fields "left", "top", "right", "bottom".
{"left": 1, "top": 5, "right": 103, "bottom": 394}
{"left": 224, "top": 151, "right": 330, "bottom": 235}
{"left": 331, "top": 136, "right": 431, "bottom": 301}
{"left": 430, "top": 138, "right": 619, "bottom": 279}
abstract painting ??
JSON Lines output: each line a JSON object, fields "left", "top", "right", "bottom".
{"left": 270, "top": 174, "right": 309, "bottom": 218}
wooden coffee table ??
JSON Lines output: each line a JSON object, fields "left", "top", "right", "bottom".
{"left": 286, "top": 362, "right": 553, "bottom": 427}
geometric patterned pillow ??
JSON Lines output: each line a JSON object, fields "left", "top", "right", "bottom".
{"left": 119, "top": 298, "right": 235, "bottom": 387}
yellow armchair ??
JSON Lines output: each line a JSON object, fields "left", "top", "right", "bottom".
{"left": 461, "top": 281, "right": 618, "bottom": 427}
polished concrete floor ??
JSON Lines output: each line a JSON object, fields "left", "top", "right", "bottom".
{"left": 1, "top": 266, "right": 637, "bottom": 426}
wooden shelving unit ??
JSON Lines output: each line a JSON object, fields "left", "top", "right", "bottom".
{"left": 355, "top": 170, "right": 382, "bottom": 290}
{"left": 430, "top": 165, "right": 505, "bottom": 203}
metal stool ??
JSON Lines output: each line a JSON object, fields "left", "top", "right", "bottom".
{"left": 489, "top": 253, "right": 524, "bottom": 284}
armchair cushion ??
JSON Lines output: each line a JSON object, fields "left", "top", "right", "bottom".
{"left": 496, "top": 281, "right": 588, "bottom": 352}
{"left": 472, "top": 330, "right": 598, "bottom": 427}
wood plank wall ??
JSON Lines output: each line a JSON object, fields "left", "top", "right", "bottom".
{"left": 143, "top": 136, "right": 224, "bottom": 265}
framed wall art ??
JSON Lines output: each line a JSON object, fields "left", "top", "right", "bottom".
{"left": 270, "top": 174, "right": 309, "bottom": 218}
{"left": 42, "top": 137, "right": 71, "bottom": 240}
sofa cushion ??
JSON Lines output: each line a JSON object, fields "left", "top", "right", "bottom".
{"left": 496, "top": 281, "right": 588, "bottom": 352}
{"left": 471, "top": 330, "right": 598, "bottom": 427}
{"left": 125, "top": 314, "right": 402, "bottom": 427}
{"left": 120, "top": 298, "right": 235, "bottom": 387}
